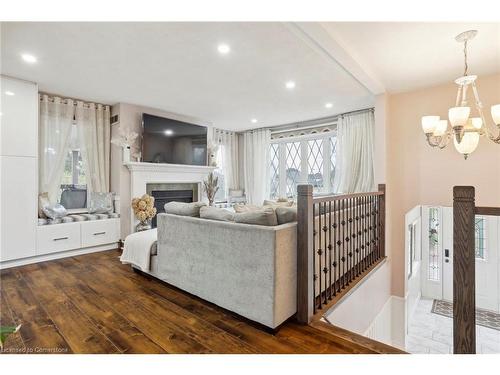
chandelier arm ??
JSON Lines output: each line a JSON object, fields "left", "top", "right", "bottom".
{"left": 463, "top": 40, "right": 468, "bottom": 76}
{"left": 425, "top": 134, "right": 441, "bottom": 147}
{"left": 472, "top": 81, "right": 500, "bottom": 143}
{"left": 455, "top": 85, "right": 463, "bottom": 107}
{"left": 437, "top": 131, "right": 452, "bottom": 149}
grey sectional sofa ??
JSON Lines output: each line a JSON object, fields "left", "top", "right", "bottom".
{"left": 143, "top": 213, "right": 297, "bottom": 329}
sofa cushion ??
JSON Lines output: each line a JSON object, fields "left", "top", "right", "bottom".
{"left": 233, "top": 203, "right": 261, "bottom": 213}
{"left": 275, "top": 206, "right": 297, "bottom": 225}
{"left": 164, "top": 201, "right": 206, "bottom": 217}
{"left": 263, "top": 199, "right": 294, "bottom": 208}
{"left": 200, "top": 206, "right": 235, "bottom": 222}
{"left": 234, "top": 207, "right": 278, "bottom": 226}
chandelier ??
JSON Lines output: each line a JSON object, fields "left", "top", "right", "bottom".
{"left": 421, "top": 30, "right": 500, "bottom": 159}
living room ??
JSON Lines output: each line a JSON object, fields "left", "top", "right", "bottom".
{"left": 1, "top": 0, "right": 500, "bottom": 371}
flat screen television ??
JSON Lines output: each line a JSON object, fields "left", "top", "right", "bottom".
{"left": 141, "top": 113, "right": 207, "bottom": 165}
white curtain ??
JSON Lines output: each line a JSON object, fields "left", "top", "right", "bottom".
{"left": 243, "top": 128, "right": 271, "bottom": 205}
{"left": 213, "top": 128, "right": 239, "bottom": 190}
{"left": 39, "top": 95, "right": 75, "bottom": 203}
{"left": 75, "top": 101, "right": 111, "bottom": 193}
{"left": 334, "top": 111, "right": 375, "bottom": 193}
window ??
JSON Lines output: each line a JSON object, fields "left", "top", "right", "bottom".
{"left": 269, "top": 132, "right": 337, "bottom": 199}
{"left": 428, "top": 207, "right": 440, "bottom": 281}
{"left": 59, "top": 125, "right": 87, "bottom": 206}
{"left": 475, "top": 216, "right": 486, "bottom": 259}
{"left": 307, "top": 139, "right": 324, "bottom": 192}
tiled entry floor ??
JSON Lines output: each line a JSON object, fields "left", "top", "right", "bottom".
{"left": 407, "top": 298, "right": 500, "bottom": 354}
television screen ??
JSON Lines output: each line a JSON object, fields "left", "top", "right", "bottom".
{"left": 141, "top": 113, "right": 207, "bottom": 165}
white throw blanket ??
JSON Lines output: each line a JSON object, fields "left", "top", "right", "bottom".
{"left": 120, "top": 228, "right": 157, "bottom": 271}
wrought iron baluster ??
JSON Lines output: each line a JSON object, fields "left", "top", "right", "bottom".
{"left": 328, "top": 200, "right": 332, "bottom": 300}
{"left": 318, "top": 202, "right": 322, "bottom": 310}
{"left": 312, "top": 202, "right": 317, "bottom": 314}
{"left": 323, "top": 201, "right": 328, "bottom": 306}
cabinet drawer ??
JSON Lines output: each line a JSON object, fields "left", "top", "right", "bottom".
{"left": 81, "top": 219, "right": 120, "bottom": 248}
{"left": 37, "top": 223, "right": 81, "bottom": 255}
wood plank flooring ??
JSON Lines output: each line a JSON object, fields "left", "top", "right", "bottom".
{"left": 0, "top": 250, "right": 403, "bottom": 354}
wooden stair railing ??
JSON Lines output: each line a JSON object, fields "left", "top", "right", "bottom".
{"left": 453, "top": 186, "right": 500, "bottom": 354}
{"left": 296, "top": 184, "right": 386, "bottom": 324}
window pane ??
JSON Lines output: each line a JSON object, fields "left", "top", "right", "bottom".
{"left": 269, "top": 143, "right": 280, "bottom": 199}
{"left": 475, "top": 216, "right": 486, "bottom": 259}
{"left": 307, "top": 139, "right": 324, "bottom": 192}
{"left": 330, "top": 136, "right": 337, "bottom": 190}
{"left": 428, "top": 207, "right": 440, "bottom": 281}
{"left": 285, "top": 141, "right": 301, "bottom": 198}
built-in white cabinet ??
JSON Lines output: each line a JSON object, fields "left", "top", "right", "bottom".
{"left": 36, "top": 218, "right": 120, "bottom": 257}
{"left": 0, "top": 76, "right": 38, "bottom": 263}
{"left": 36, "top": 222, "right": 81, "bottom": 255}
{"left": 1, "top": 76, "right": 38, "bottom": 157}
{"left": 0, "top": 156, "right": 38, "bottom": 261}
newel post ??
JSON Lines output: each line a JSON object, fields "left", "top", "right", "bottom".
{"left": 378, "top": 184, "right": 386, "bottom": 258}
{"left": 297, "top": 184, "right": 313, "bottom": 324}
{"left": 453, "top": 186, "right": 476, "bottom": 354}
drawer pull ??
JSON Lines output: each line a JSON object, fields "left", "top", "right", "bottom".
{"left": 93, "top": 231, "right": 106, "bottom": 236}
{"left": 53, "top": 237, "right": 69, "bottom": 241}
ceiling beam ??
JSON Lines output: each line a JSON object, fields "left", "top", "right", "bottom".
{"left": 286, "top": 22, "right": 386, "bottom": 95}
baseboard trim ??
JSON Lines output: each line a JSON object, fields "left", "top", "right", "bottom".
{"left": 0, "top": 243, "right": 119, "bottom": 269}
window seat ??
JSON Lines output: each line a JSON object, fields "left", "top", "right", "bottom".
{"left": 38, "top": 212, "right": 120, "bottom": 226}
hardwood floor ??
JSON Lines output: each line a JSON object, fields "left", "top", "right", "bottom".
{"left": 0, "top": 250, "right": 403, "bottom": 354}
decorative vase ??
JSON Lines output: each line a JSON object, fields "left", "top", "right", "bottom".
{"left": 136, "top": 220, "right": 152, "bottom": 232}
{"left": 123, "top": 146, "right": 131, "bottom": 163}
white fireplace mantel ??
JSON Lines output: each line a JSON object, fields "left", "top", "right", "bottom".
{"left": 125, "top": 161, "right": 215, "bottom": 174}
{"left": 125, "top": 162, "right": 216, "bottom": 233}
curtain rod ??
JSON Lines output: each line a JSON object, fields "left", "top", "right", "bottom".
{"left": 240, "top": 107, "right": 374, "bottom": 134}
{"left": 39, "top": 92, "right": 110, "bottom": 108}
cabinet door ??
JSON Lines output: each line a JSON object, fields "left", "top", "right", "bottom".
{"left": 0, "top": 76, "right": 38, "bottom": 157}
{"left": 0, "top": 156, "right": 37, "bottom": 261}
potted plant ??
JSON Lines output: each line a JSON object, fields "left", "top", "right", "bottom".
{"left": 203, "top": 172, "right": 219, "bottom": 207}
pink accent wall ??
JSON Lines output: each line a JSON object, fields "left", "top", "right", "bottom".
{"left": 386, "top": 73, "right": 500, "bottom": 297}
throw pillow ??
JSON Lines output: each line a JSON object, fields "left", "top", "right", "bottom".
{"left": 164, "top": 201, "right": 206, "bottom": 217}
{"left": 42, "top": 203, "right": 68, "bottom": 219}
{"left": 200, "top": 206, "right": 235, "bottom": 222}
{"left": 234, "top": 207, "right": 278, "bottom": 226}
{"left": 38, "top": 192, "right": 50, "bottom": 218}
{"left": 275, "top": 206, "right": 297, "bottom": 225}
{"left": 88, "top": 192, "right": 114, "bottom": 214}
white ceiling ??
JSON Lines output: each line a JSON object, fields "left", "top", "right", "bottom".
{"left": 321, "top": 22, "right": 500, "bottom": 93}
{"left": 0, "top": 22, "right": 374, "bottom": 131}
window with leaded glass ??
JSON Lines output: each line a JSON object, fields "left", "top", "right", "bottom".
{"left": 330, "top": 136, "right": 337, "bottom": 188}
{"left": 307, "top": 139, "right": 324, "bottom": 192}
{"left": 428, "top": 207, "right": 440, "bottom": 281}
{"left": 285, "top": 141, "right": 301, "bottom": 198}
{"left": 269, "top": 143, "right": 280, "bottom": 199}
{"left": 475, "top": 216, "right": 486, "bottom": 260}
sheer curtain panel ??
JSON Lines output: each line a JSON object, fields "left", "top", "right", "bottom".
{"left": 38, "top": 95, "right": 75, "bottom": 203}
{"left": 243, "top": 128, "right": 271, "bottom": 205}
{"left": 213, "top": 128, "right": 239, "bottom": 190}
{"left": 75, "top": 102, "right": 111, "bottom": 193}
{"left": 333, "top": 110, "right": 375, "bottom": 193}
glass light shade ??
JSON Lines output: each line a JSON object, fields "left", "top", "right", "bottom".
{"left": 453, "top": 131, "right": 479, "bottom": 156}
{"left": 421, "top": 116, "right": 440, "bottom": 134}
{"left": 449, "top": 106, "right": 470, "bottom": 127}
{"left": 433, "top": 120, "right": 448, "bottom": 136}
{"left": 492, "top": 104, "right": 500, "bottom": 125}
{"left": 470, "top": 117, "right": 482, "bottom": 129}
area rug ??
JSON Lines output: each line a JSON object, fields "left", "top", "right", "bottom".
{"left": 432, "top": 299, "right": 500, "bottom": 331}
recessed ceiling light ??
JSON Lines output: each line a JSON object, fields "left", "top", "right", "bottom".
{"left": 164, "top": 129, "right": 174, "bottom": 136}
{"left": 5, "top": 91, "right": 15, "bottom": 96}
{"left": 285, "top": 81, "right": 296, "bottom": 90}
{"left": 217, "top": 44, "right": 231, "bottom": 54}
{"left": 21, "top": 53, "right": 37, "bottom": 64}
{"left": 325, "top": 102, "right": 333, "bottom": 109}
{"left": 251, "top": 118, "right": 258, "bottom": 124}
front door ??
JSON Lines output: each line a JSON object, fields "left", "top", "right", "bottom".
{"left": 441, "top": 208, "right": 499, "bottom": 312}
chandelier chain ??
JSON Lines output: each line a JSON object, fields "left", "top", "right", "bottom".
{"left": 463, "top": 40, "right": 468, "bottom": 76}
